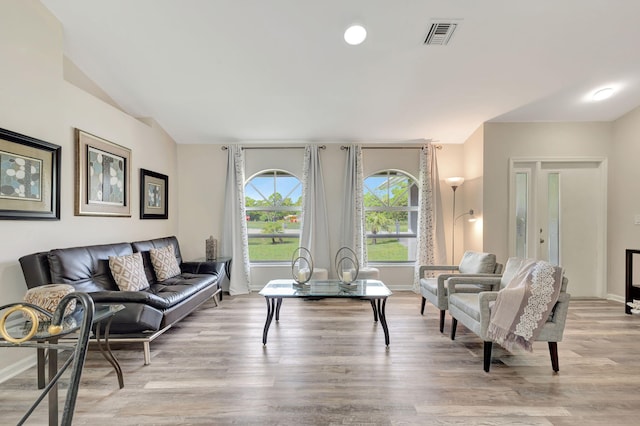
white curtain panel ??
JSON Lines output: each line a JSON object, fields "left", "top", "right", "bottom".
{"left": 300, "top": 145, "right": 331, "bottom": 274}
{"left": 221, "top": 145, "right": 251, "bottom": 295}
{"left": 413, "top": 144, "right": 447, "bottom": 291}
{"left": 339, "top": 144, "right": 367, "bottom": 267}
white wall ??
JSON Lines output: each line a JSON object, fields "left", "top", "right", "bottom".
{"left": 0, "top": 1, "right": 178, "bottom": 377}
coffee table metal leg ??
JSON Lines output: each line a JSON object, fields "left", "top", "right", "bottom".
{"left": 262, "top": 297, "right": 277, "bottom": 345}
{"left": 275, "top": 298, "right": 283, "bottom": 321}
{"left": 95, "top": 318, "right": 124, "bottom": 389}
{"left": 377, "top": 298, "right": 390, "bottom": 346}
{"left": 370, "top": 300, "right": 378, "bottom": 322}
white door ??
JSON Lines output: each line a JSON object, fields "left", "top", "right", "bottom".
{"left": 510, "top": 159, "right": 606, "bottom": 298}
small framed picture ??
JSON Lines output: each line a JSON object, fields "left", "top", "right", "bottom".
{"left": 140, "top": 168, "right": 168, "bottom": 219}
{"left": 75, "top": 129, "right": 131, "bottom": 216}
{"left": 0, "top": 127, "right": 61, "bottom": 220}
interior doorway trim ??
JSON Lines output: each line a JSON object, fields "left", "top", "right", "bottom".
{"left": 508, "top": 156, "right": 608, "bottom": 298}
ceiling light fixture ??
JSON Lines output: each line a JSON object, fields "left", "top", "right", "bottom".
{"left": 592, "top": 87, "right": 614, "bottom": 101}
{"left": 344, "top": 25, "right": 367, "bottom": 45}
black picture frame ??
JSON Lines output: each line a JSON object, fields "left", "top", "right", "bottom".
{"left": 140, "top": 168, "right": 168, "bottom": 219}
{"left": 0, "top": 127, "right": 61, "bottom": 220}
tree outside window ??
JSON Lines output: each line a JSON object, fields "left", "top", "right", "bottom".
{"left": 245, "top": 170, "right": 302, "bottom": 262}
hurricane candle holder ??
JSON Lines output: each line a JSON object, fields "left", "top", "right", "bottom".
{"left": 291, "top": 247, "right": 314, "bottom": 284}
{"left": 335, "top": 247, "right": 359, "bottom": 284}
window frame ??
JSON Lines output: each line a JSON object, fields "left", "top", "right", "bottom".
{"left": 244, "top": 169, "right": 303, "bottom": 263}
{"left": 363, "top": 169, "right": 419, "bottom": 263}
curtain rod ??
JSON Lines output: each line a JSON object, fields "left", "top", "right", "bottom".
{"left": 221, "top": 145, "right": 326, "bottom": 150}
{"left": 340, "top": 145, "right": 442, "bottom": 150}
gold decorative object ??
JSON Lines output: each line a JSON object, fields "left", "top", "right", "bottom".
{"left": 0, "top": 305, "right": 39, "bottom": 344}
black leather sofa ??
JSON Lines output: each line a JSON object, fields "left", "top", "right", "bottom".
{"left": 19, "top": 236, "right": 225, "bottom": 364}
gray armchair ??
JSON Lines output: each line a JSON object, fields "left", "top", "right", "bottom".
{"left": 419, "top": 251, "right": 502, "bottom": 333}
{"left": 447, "top": 257, "right": 570, "bottom": 372}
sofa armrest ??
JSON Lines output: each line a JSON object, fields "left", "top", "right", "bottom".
{"left": 447, "top": 276, "right": 501, "bottom": 294}
{"left": 181, "top": 261, "right": 223, "bottom": 280}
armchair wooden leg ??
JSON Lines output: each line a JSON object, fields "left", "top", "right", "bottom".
{"left": 439, "top": 310, "right": 445, "bottom": 333}
{"left": 420, "top": 297, "right": 426, "bottom": 315}
{"left": 450, "top": 317, "right": 457, "bottom": 340}
{"left": 483, "top": 341, "right": 493, "bottom": 372}
{"left": 548, "top": 342, "right": 559, "bottom": 372}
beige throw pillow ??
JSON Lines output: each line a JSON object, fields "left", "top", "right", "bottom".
{"left": 109, "top": 252, "right": 150, "bottom": 291}
{"left": 150, "top": 244, "right": 181, "bottom": 281}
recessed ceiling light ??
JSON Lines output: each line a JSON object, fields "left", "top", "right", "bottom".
{"left": 592, "top": 87, "right": 614, "bottom": 101}
{"left": 344, "top": 25, "right": 367, "bottom": 45}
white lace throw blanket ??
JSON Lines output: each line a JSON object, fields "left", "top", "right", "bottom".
{"left": 487, "top": 259, "right": 564, "bottom": 352}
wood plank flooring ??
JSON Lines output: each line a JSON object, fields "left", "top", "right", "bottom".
{"left": 1, "top": 292, "right": 640, "bottom": 425}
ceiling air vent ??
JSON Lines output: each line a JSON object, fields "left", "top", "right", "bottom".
{"left": 424, "top": 22, "right": 457, "bottom": 45}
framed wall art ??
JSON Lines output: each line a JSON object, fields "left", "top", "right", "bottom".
{"left": 140, "top": 168, "right": 168, "bottom": 219}
{"left": 75, "top": 129, "right": 131, "bottom": 217}
{"left": 0, "top": 127, "right": 61, "bottom": 220}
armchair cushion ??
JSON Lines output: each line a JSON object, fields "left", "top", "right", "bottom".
{"left": 458, "top": 251, "right": 497, "bottom": 274}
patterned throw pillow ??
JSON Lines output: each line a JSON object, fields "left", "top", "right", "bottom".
{"left": 109, "top": 252, "right": 150, "bottom": 291}
{"left": 150, "top": 244, "right": 181, "bottom": 281}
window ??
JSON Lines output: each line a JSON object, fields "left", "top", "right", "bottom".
{"left": 363, "top": 170, "right": 418, "bottom": 262}
{"left": 245, "top": 170, "right": 302, "bottom": 262}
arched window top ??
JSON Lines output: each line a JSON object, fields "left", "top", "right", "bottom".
{"left": 364, "top": 169, "right": 419, "bottom": 209}
{"left": 245, "top": 169, "right": 302, "bottom": 209}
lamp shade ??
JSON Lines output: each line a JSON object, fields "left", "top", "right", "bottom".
{"left": 445, "top": 177, "right": 465, "bottom": 188}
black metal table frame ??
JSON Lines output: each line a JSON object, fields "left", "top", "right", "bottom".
{"left": 36, "top": 313, "right": 124, "bottom": 390}
{"left": 262, "top": 295, "right": 390, "bottom": 346}
{"left": 0, "top": 293, "right": 95, "bottom": 426}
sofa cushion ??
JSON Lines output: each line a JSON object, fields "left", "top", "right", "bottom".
{"left": 109, "top": 252, "right": 150, "bottom": 292}
{"left": 47, "top": 242, "right": 133, "bottom": 292}
{"left": 132, "top": 236, "right": 183, "bottom": 284}
{"left": 150, "top": 244, "right": 181, "bottom": 281}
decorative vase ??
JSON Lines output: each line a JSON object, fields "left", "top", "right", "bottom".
{"left": 206, "top": 236, "right": 218, "bottom": 260}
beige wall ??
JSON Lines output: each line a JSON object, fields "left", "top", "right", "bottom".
{"left": 482, "top": 122, "right": 612, "bottom": 264}
{"left": 461, "top": 125, "right": 485, "bottom": 257}
{"left": 177, "top": 143, "right": 461, "bottom": 290}
{"left": 0, "top": 1, "right": 178, "bottom": 376}
{"left": 610, "top": 106, "right": 640, "bottom": 297}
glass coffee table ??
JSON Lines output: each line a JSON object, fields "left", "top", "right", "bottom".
{"left": 259, "top": 279, "right": 392, "bottom": 346}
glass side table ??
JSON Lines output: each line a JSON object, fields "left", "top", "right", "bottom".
{"left": 0, "top": 293, "right": 124, "bottom": 426}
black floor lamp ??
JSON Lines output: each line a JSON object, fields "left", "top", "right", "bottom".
{"left": 445, "top": 177, "right": 464, "bottom": 264}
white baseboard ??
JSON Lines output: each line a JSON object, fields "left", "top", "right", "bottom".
{"left": 607, "top": 294, "right": 625, "bottom": 304}
{"left": 0, "top": 354, "right": 36, "bottom": 384}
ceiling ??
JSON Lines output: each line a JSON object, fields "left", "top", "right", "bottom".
{"left": 41, "top": 0, "right": 640, "bottom": 145}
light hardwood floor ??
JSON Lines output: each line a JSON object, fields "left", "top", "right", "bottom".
{"left": 2, "top": 292, "right": 640, "bottom": 425}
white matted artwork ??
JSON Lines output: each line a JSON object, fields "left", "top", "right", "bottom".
{"left": 75, "top": 129, "right": 131, "bottom": 216}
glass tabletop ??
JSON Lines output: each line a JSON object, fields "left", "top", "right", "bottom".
{"left": 259, "top": 279, "right": 392, "bottom": 298}
{"left": 1, "top": 304, "right": 124, "bottom": 342}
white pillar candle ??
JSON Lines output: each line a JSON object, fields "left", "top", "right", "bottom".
{"left": 343, "top": 270, "right": 352, "bottom": 282}
{"left": 297, "top": 270, "right": 307, "bottom": 282}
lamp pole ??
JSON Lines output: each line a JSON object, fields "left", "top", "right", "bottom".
{"left": 445, "top": 177, "right": 465, "bottom": 264}
{"left": 451, "top": 185, "right": 458, "bottom": 265}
